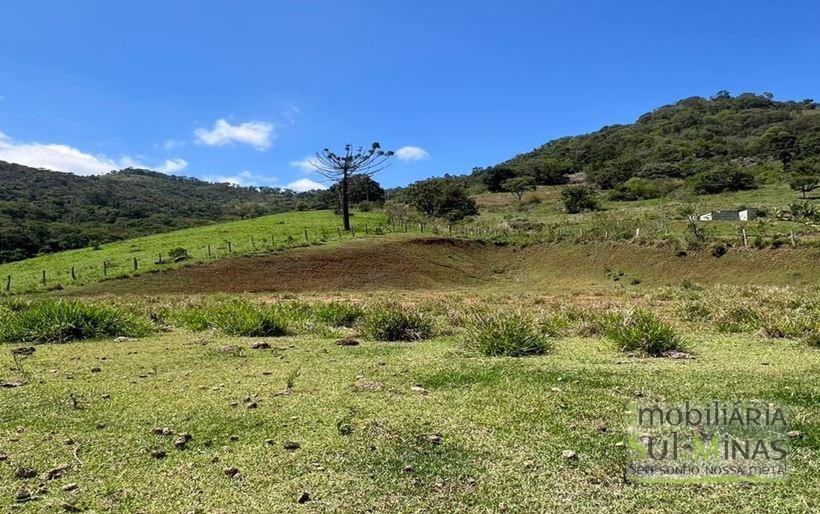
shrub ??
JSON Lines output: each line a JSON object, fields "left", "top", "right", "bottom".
{"left": 689, "top": 166, "right": 756, "bottom": 194}
{"left": 465, "top": 312, "right": 553, "bottom": 357}
{"left": 603, "top": 309, "right": 686, "bottom": 356}
{"left": 362, "top": 307, "right": 434, "bottom": 341}
{"left": 0, "top": 300, "right": 152, "bottom": 344}
{"left": 560, "top": 185, "right": 600, "bottom": 213}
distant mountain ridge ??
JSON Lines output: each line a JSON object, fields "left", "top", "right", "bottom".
{"left": 0, "top": 162, "right": 319, "bottom": 263}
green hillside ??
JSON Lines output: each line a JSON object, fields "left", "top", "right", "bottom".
{"left": 0, "top": 162, "right": 329, "bottom": 263}
{"left": 0, "top": 209, "right": 387, "bottom": 294}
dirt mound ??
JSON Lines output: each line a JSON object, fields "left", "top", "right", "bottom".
{"left": 81, "top": 237, "right": 506, "bottom": 294}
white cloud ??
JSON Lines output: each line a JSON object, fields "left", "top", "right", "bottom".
{"left": 289, "top": 156, "right": 322, "bottom": 173}
{"left": 286, "top": 178, "right": 326, "bottom": 192}
{"left": 205, "top": 170, "right": 279, "bottom": 187}
{"left": 194, "top": 119, "right": 275, "bottom": 150}
{"left": 395, "top": 145, "right": 430, "bottom": 161}
{"left": 157, "top": 158, "right": 189, "bottom": 173}
{"left": 0, "top": 130, "right": 188, "bottom": 175}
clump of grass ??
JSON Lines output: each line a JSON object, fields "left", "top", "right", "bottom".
{"left": 311, "top": 302, "right": 363, "bottom": 327}
{"left": 362, "top": 306, "right": 434, "bottom": 341}
{"left": 804, "top": 330, "right": 820, "bottom": 348}
{"left": 465, "top": 312, "right": 552, "bottom": 357}
{"left": 711, "top": 305, "right": 760, "bottom": 333}
{"left": 603, "top": 309, "right": 686, "bottom": 357}
{"left": 173, "top": 300, "right": 289, "bottom": 337}
{"left": 0, "top": 299, "right": 152, "bottom": 344}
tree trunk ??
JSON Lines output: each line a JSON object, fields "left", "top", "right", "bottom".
{"left": 341, "top": 173, "right": 351, "bottom": 231}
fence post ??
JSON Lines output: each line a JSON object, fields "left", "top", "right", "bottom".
{"left": 208, "top": 244, "right": 212, "bottom": 258}
{"left": 103, "top": 261, "right": 107, "bottom": 276}
{"left": 42, "top": 269, "right": 47, "bottom": 284}
{"left": 227, "top": 241, "right": 232, "bottom": 254}
{"left": 790, "top": 231, "right": 796, "bottom": 247}
{"left": 71, "top": 266, "right": 76, "bottom": 281}
{"left": 304, "top": 229, "right": 309, "bottom": 242}
{"left": 742, "top": 228, "right": 748, "bottom": 248}
{"left": 158, "top": 252, "right": 163, "bottom": 264}
{"left": 133, "top": 257, "right": 138, "bottom": 271}
{"left": 5, "top": 275, "right": 10, "bottom": 292}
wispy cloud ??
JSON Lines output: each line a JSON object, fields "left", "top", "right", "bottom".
{"left": 194, "top": 119, "right": 275, "bottom": 150}
{"left": 205, "top": 170, "right": 278, "bottom": 187}
{"left": 286, "top": 178, "right": 326, "bottom": 192}
{"left": 0, "top": 130, "right": 188, "bottom": 175}
{"left": 395, "top": 145, "right": 430, "bottom": 161}
{"left": 289, "top": 155, "right": 321, "bottom": 173}
{"left": 161, "top": 139, "right": 185, "bottom": 150}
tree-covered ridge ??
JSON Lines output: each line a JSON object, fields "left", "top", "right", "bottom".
{"left": 491, "top": 92, "right": 819, "bottom": 189}
{"left": 0, "top": 162, "right": 323, "bottom": 263}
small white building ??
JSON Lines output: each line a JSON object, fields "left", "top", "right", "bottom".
{"left": 698, "top": 208, "right": 757, "bottom": 222}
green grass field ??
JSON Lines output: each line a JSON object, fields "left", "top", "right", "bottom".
{"left": 0, "top": 290, "right": 817, "bottom": 512}
{"left": 0, "top": 210, "right": 389, "bottom": 294}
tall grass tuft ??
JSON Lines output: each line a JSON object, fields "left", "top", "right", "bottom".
{"left": 362, "top": 306, "right": 434, "bottom": 341}
{"left": 311, "top": 302, "right": 363, "bottom": 327}
{"left": 173, "top": 300, "right": 289, "bottom": 337}
{"left": 604, "top": 309, "right": 686, "bottom": 356}
{"left": 0, "top": 299, "right": 153, "bottom": 344}
{"left": 465, "top": 312, "right": 553, "bottom": 357}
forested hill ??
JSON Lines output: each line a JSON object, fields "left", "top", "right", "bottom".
{"left": 0, "top": 162, "right": 319, "bottom": 263}
{"left": 481, "top": 93, "right": 819, "bottom": 190}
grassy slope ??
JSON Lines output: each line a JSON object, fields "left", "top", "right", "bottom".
{"left": 0, "top": 210, "right": 387, "bottom": 294}
{"left": 0, "top": 326, "right": 816, "bottom": 512}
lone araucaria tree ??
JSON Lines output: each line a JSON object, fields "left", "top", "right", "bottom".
{"left": 310, "top": 142, "right": 394, "bottom": 231}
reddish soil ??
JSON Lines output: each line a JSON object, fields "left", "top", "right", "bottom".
{"left": 79, "top": 237, "right": 507, "bottom": 294}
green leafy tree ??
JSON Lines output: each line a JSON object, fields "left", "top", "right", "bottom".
{"left": 405, "top": 178, "right": 478, "bottom": 222}
{"left": 502, "top": 176, "right": 536, "bottom": 200}
{"left": 560, "top": 185, "right": 600, "bottom": 214}
{"left": 789, "top": 175, "right": 818, "bottom": 198}
{"left": 689, "top": 165, "right": 756, "bottom": 194}
{"left": 482, "top": 167, "right": 516, "bottom": 192}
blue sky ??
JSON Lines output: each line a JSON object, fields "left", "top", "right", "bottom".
{"left": 1, "top": 1, "right": 818, "bottom": 190}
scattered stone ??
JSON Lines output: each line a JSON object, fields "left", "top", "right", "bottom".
{"left": 262, "top": 371, "right": 273, "bottom": 376}
{"left": 250, "top": 341, "right": 271, "bottom": 350}
{"left": 355, "top": 377, "right": 382, "bottom": 391}
{"left": 597, "top": 424, "right": 608, "bottom": 433}
{"left": 174, "top": 433, "right": 192, "bottom": 449}
{"left": 410, "top": 385, "right": 429, "bottom": 395}
{"left": 633, "top": 389, "right": 645, "bottom": 398}
{"left": 15, "top": 467, "right": 37, "bottom": 479}
{"left": 311, "top": 462, "right": 325, "bottom": 471}
{"left": 153, "top": 427, "right": 172, "bottom": 436}
{"left": 62, "top": 483, "right": 79, "bottom": 492}
{"left": 229, "top": 435, "right": 240, "bottom": 442}
{"left": 297, "top": 491, "right": 311, "bottom": 504}
{"left": 62, "top": 501, "right": 82, "bottom": 512}
{"left": 335, "top": 337, "right": 360, "bottom": 346}
{"left": 90, "top": 367, "right": 102, "bottom": 373}
{"left": 562, "top": 450, "right": 578, "bottom": 461}
{"left": 427, "top": 434, "right": 442, "bottom": 445}
{"left": 150, "top": 449, "right": 166, "bottom": 459}
{"left": 0, "top": 454, "right": 6, "bottom": 461}
{"left": 787, "top": 430, "right": 803, "bottom": 439}
{"left": 114, "top": 337, "right": 131, "bottom": 343}
{"left": 402, "top": 464, "right": 414, "bottom": 473}
{"left": 14, "top": 489, "right": 32, "bottom": 503}
{"left": 265, "top": 439, "right": 275, "bottom": 445}
{"left": 37, "top": 484, "right": 49, "bottom": 494}
{"left": 43, "top": 464, "right": 70, "bottom": 480}
{"left": 283, "top": 441, "right": 301, "bottom": 451}
{"left": 101, "top": 393, "right": 110, "bottom": 400}
{"left": 224, "top": 467, "right": 241, "bottom": 478}
{"left": 615, "top": 442, "right": 626, "bottom": 448}
{"left": 0, "top": 380, "right": 26, "bottom": 388}
{"left": 228, "top": 401, "right": 239, "bottom": 407}
{"left": 95, "top": 423, "right": 106, "bottom": 430}
{"left": 246, "top": 401, "right": 258, "bottom": 409}
{"left": 64, "top": 438, "right": 74, "bottom": 445}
